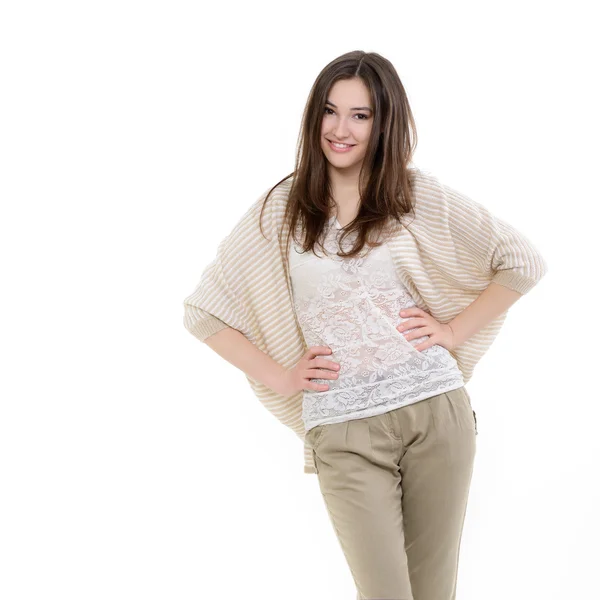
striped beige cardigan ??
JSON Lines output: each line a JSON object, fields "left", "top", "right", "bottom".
{"left": 183, "top": 167, "right": 548, "bottom": 474}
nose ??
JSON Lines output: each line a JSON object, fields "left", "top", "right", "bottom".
{"left": 332, "top": 117, "right": 350, "bottom": 139}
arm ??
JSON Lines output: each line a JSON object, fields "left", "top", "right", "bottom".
{"left": 203, "top": 327, "right": 288, "bottom": 394}
{"left": 447, "top": 281, "right": 523, "bottom": 347}
{"left": 182, "top": 186, "right": 277, "bottom": 344}
{"left": 440, "top": 179, "right": 549, "bottom": 296}
{"left": 432, "top": 177, "right": 548, "bottom": 348}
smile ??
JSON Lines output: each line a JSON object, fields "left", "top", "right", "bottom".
{"left": 327, "top": 140, "right": 356, "bottom": 152}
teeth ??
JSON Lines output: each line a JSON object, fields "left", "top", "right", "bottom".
{"left": 332, "top": 142, "right": 351, "bottom": 148}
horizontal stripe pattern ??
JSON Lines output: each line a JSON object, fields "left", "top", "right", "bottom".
{"left": 183, "top": 168, "right": 548, "bottom": 474}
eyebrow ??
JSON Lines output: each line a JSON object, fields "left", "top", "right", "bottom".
{"left": 325, "top": 100, "right": 373, "bottom": 113}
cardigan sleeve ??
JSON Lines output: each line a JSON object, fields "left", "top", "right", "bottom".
{"left": 182, "top": 187, "right": 275, "bottom": 344}
{"left": 440, "top": 181, "right": 548, "bottom": 296}
{"left": 183, "top": 305, "right": 231, "bottom": 343}
{"left": 182, "top": 255, "right": 245, "bottom": 343}
{"left": 486, "top": 213, "right": 549, "bottom": 295}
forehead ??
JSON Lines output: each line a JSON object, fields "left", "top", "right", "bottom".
{"left": 326, "top": 79, "right": 372, "bottom": 110}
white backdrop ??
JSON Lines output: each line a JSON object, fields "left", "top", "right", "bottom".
{"left": 1, "top": 1, "right": 598, "bottom": 599}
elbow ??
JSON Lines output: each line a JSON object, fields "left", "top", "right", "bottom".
{"left": 491, "top": 253, "right": 548, "bottom": 296}
{"left": 183, "top": 304, "right": 231, "bottom": 342}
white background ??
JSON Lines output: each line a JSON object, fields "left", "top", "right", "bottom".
{"left": 1, "top": 1, "right": 598, "bottom": 599}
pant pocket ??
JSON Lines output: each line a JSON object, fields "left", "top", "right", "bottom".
{"left": 472, "top": 409, "right": 478, "bottom": 435}
{"left": 312, "top": 448, "right": 319, "bottom": 473}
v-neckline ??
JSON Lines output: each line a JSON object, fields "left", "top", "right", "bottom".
{"left": 331, "top": 216, "right": 345, "bottom": 229}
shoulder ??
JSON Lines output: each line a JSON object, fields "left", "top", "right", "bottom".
{"left": 245, "top": 177, "right": 292, "bottom": 224}
{"left": 218, "top": 177, "right": 294, "bottom": 260}
{"left": 408, "top": 166, "right": 447, "bottom": 201}
{"left": 408, "top": 167, "right": 490, "bottom": 217}
{"left": 229, "top": 178, "right": 292, "bottom": 234}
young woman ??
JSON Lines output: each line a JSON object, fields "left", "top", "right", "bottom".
{"left": 183, "top": 50, "right": 547, "bottom": 600}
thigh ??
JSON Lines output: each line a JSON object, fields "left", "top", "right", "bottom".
{"left": 311, "top": 414, "right": 413, "bottom": 600}
{"left": 395, "top": 387, "right": 477, "bottom": 600}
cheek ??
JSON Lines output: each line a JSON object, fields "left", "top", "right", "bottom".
{"left": 359, "top": 126, "right": 373, "bottom": 143}
{"left": 355, "top": 142, "right": 369, "bottom": 157}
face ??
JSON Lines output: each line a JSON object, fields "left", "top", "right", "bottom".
{"left": 320, "top": 77, "right": 374, "bottom": 174}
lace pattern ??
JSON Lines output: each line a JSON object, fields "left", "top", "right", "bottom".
{"left": 289, "top": 217, "right": 465, "bottom": 431}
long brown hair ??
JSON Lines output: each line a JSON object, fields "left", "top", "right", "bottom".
{"left": 259, "top": 50, "right": 418, "bottom": 259}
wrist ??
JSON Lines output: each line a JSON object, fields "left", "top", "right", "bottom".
{"left": 447, "top": 322, "right": 457, "bottom": 349}
{"left": 444, "top": 321, "right": 463, "bottom": 350}
{"left": 269, "top": 364, "right": 292, "bottom": 396}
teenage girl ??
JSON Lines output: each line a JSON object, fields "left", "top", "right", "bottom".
{"left": 285, "top": 51, "right": 476, "bottom": 600}
{"left": 193, "top": 50, "right": 544, "bottom": 600}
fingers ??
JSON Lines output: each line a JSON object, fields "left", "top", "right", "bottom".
{"left": 306, "top": 346, "right": 333, "bottom": 359}
{"left": 317, "top": 358, "right": 340, "bottom": 371}
{"left": 310, "top": 382, "right": 330, "bottom": 392}
{"left": 304, "top": 355, "right": 340, "bottom": 393}
{"left": 402, "top": 326, "right": 433, "bottom": 341}
{"left": 309, "top": 367, "right": 339, "bottom": 380}
{"left": 302, "top": 367, "right": 339, "bottom": 395}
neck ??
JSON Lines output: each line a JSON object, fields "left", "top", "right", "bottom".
{"left": 327, "top": 165, "right": 362, "bottom": 221}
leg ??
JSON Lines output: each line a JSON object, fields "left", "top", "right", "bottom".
{"left": 392, "top": 387, "right": 477, "bottom": 600}
{"left": 312, "top": 413, "right": 414, "bottom": 600}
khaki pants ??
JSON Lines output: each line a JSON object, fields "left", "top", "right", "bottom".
{"left": 305, "top": 386, "right": 478, "bottom": 600}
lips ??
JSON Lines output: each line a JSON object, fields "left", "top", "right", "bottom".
{"left": 328, "top": 140, "right": 355, "bottom": 147}
{"left": 327, "top": 139, "right": 356, "bottom": 154}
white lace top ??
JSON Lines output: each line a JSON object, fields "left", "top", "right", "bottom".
{"left": 289, "top": 216, "right": 465, "bottom": 432}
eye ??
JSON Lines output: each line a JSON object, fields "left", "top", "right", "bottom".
{"left": 323, "top": 108, "right": 370, "bottom": 120}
